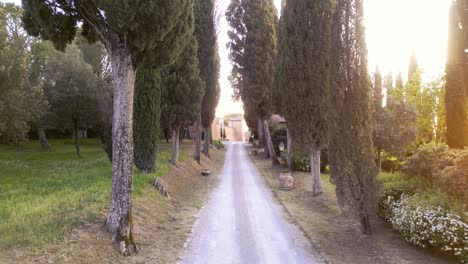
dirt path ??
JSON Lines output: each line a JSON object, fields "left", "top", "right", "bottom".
{"left": 179, "top": 142, "right": 321, "bottom": 264}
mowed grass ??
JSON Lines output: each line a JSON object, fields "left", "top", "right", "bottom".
{"left": 0, "top": 139, "right": 185, "bottom": 249}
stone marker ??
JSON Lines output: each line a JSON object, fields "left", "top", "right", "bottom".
{"left": 279, "top": 171, "right": 295, "bottom": 190}
{"left": 201, "top": 169, "right": 212, "bottom": 176}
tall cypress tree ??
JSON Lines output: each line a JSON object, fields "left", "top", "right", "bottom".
{"left": 280, "top": 0, "right": 332, "bottom": 196}
{"left": 161, "top": 34, "right": 204, "bottom": 167}
{"left": 133, "top": 66, "right": 161, "bottom": 172}
{"left": 372, "top": 67, "right": 383, "bottom": 111}
{"left": 408, "top": 49, "right": 418, "bottom": 81}
{"left": 194, "top": 0, "right": 220, "bottom": 159}
{"left": 329, "top": 0, "right": 378, "bottom": 235}
{"left": 21, "top": 0, "right": 194, "bottom": 253}
{"left": 227, "top": 0, "right": 278, "bottom": 164}
{"left": 384, "top": 72, "right": 393, "bottom": 106}
{"left": 446, "top": 1, "right": 468, "bottom": 149}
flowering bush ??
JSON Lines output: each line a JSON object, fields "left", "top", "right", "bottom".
{"left": 380, "top": 193, "right": 468, "bottom": 262}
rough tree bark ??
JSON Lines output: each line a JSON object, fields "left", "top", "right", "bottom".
{"left": 310, "top": 147, "right": 322, "bottom": 196}
{"left": 257, "top": 119, "right": 264, "bottom": 148}
{"left": 193, "top": 114, "right": 202, "bottom": 164}
{"left": 105, "top": 45, "right": 137, "bottom": 255}
{"left": 202, "top": 126, "right": 211, "bottom": 157}
{"left": 376, "top": 148, "right": 382, "bottom": 174}
{"left": 172, "top": 123, "right": 181, "bottom": 166}
{"left": 287, "top": 127, "right": 292, "bottom": 170}
{"left": 262, "top": 119, "right": 278, "bottom": 165}
{"left": 73, "top": 119, "right": 81, "bottom": 157}
{"left": 37, "top": 127, "right": 50, "bottom": 150}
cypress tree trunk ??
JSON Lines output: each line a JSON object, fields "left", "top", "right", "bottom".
{"left": 202, "top": 126, "right": 211, "bottom": 157}
{"left": 73, "top": 119, "right": 81, "bottom": 157}
{"left": 262, "top": 119, "right": 278, "bottom": 165}
{"left": 37, "top": 127, "right": 50, "bottom": 150}
{"left": 172, "top": 124, "right": 181, "bottom": 166}
{"left": 310, "top": 147, "right": 322, "bottom": 196}
{"left": 377, "top": 148, "right": 382, "bottom": 174}
{"left": 193, "top": 114, "right": 202, "bottom": 164}
{"left": 257, "top": 119, "right": 264, "bottom": 148}
{"left": 133, "top": 65, "right": 161, "bottom": 173}
{"left": 286, "top": 128, "right": 292, "bottom": 170}
{"left": 105, "top": 47, "right": 137, "bottom": 255}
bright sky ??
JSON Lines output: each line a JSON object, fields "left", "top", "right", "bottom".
{"left": 1, "top": 0, "right": 451, "bottom": 117}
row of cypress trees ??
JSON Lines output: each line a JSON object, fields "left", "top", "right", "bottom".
{"left": 229, "top": 0, "right": 378, "bottom": 234}
{"left": 22, "top": 0, "right": 219, "bottom": 253}
{"left": 133, "top": 0, "right": 220, "bottom": 170}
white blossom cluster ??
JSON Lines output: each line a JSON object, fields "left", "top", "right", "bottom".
{"left": 382, "top": 194, "right": 468, "bottom": 262}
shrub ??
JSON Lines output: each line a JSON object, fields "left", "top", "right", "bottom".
{"left": 402, "top": 143, "right": 458, "bottom": 181}
{"left": 292, "top": 151, "right": 310, "bottom": 172}
{"left": 433, "top": 149, "right": 468, "bottom": 204}
{"left": 379, "top": 194, "right": 468, "bottom": 262}
{"left": 212, "top": 140, "right": 224, "bottom": 148}
{"left": 381, "top": 158, "right": 401, "bottom": 172}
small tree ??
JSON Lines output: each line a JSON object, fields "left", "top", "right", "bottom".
{"left": 161, "top": 34, "right": 204, "bottom": 167}
{"left": 46, "top": 46, "right": 100, "bottom": 157}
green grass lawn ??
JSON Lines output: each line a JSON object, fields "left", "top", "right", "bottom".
{"left": 0, "top": 139, "right": 183, "bottom": 249}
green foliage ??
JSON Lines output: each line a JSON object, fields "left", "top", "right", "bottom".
{"left": 161, "top": 34, "right": 204, "bottom": 129}
{"left": 226, "top": 0, "right": 277, "bottom": 121}
{"left": 279, "top": 0, "right": 332, "bottom": 153}
{"left": 402, "top": 143, "right": 458, "bottom": 180}
{"left": 212, "top": 140, "right": 224, "bottom": 148}
{"left": 46, "top": 45, "right": 101, "bottom": 131}
{"left": 329, "top": 0, "right": 379, "bottom": 233}
{"left": 0, "top": 3, "right": 33, "bottom": 145}
{"left": 194, "top": 0, "right": 220, "bottom": 129}
{"left": 133, "top": 65, "right": 161, "bottom": 172}
{"left": 22, "top": 0, "right": 194, "bottom": 66}
{"left": 373, "top": 97, "right": 418, "bottom": 156}
{"left": 402, "top": 143, "right": 468, "bottom": 204}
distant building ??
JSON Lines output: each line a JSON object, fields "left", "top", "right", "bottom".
{"left": 212, "top": 115, "right": 249, "bottom": 142}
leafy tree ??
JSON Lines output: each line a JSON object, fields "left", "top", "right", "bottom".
{"left": 161, "top": 34, "right": 204, "bottom": 167}
{"left": 0, "top": 3, "right": 32, "bottom": 145}
{"left": 195, "top": 0, "right": 220, "bottom": 159}
{"left": 226, "top": 0, "right": 278, "bottom": 164}
{"left": 373, "top": 102, "right": 418, "bottom": 171}
{"left": 46, "top": 46, "right": 100, "bottom": 157}
{"left": 329, "top": 0, "right": 379, "bottom": 234}
{"left": 74, "top": 33, "right": 114, "bottom": 160}
{"left": 28, "top": 40, "right": 57, "bottom": 150}
{"left": 445, "top": 1, "right": 467, "bottom": 149}
{"left": 279, "top": 0, "right": 332, "bottom": 195}
{"left": 22, "top": 0, "right": 194, "bottom": 253}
